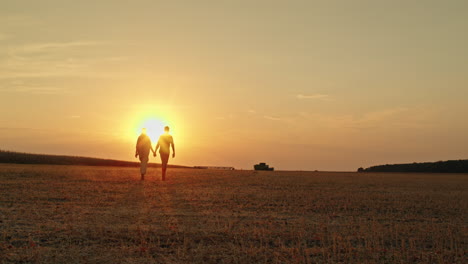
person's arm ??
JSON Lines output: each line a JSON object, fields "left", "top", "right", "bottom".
{"left": 150, "top": 140, "right": 155, "bottom": 156}
{"left": 135, "top": 137, "right": 140, "bottom": 158}
{"left": 171, "top": 137, "right": 175, "bottom": 158}
{"left": 154, "top": 140, "right": 160, "bottom": 157}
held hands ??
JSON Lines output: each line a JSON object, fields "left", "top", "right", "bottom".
{"left": 148, "top": 152, "right": 174, "bottom": 158}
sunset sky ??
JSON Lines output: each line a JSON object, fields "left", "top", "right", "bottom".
{"left": 1, "top": 0, "right": 467, "bottom": 170}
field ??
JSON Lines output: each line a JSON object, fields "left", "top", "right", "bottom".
{"left": 0, "top": 164, "right": 466, "bottom": 263}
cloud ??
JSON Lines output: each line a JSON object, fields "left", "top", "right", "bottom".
{"left": 296, "top": 94, "right": 330, "bottom": 100}
{"left": 0, "top": 14, "right": 38, "bottom": 28}
{"left": 297, "top": 106, "right": 431, "bottom": 131}
{"left": 0, "top": 40, "right": 122, "bottom": 80}
{"left": 0, "top": 127, "right": 33, "bottom": 130}
{"left": 0, "top": 87, "right": 70, "bottom": 94}
{"left": 9, "top": 41, "right": 103, "bottom": 56}
{"left": 0, "top": 33, "right": 10, "bottom": 41}
{"left": 0, "top": 78, "right": 71, "bottom": 94}
{"left": 264, "top": 115, "right": 281, "bottom": 121}
{"left": 215, "top": 114, "right": 237, "bottom": 120}
{"left": 359, "top": 107, "right": 409, "bottom": 123}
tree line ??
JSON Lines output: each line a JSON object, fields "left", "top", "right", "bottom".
{"left": 358, "top": 160, "right": 468, "bottom": 173}
{"left": 0, "top": 150, "right": 188, "bottom": 168}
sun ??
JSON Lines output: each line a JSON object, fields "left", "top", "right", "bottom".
{"left": 134, "top": 117, "right": 167, "bottom": 142}
{"left": 125, "top": 105, "right": 180, "bottom": 145}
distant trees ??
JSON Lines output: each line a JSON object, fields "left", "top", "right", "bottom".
{"left": 0, "top": 150, "right": 188, "bottom": 168}
{"left": 358, "top": 160, "right": 468, "bottom": 173}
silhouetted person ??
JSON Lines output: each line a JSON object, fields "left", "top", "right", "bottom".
{"left": 154, "top": 126, "right": 175, "bottom": 181}
{"left": 135, "top": 128, "right": 154, "bottom": 180}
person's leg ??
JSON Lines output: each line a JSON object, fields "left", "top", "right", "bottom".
{"left": 162, "top": 162, "right": 166, "bottom": 181}
{"left": 140, "top": 157, "right": 148, "bottom": 180}
{"left": 160, "top": 153, "right": 169, "bottom": 181}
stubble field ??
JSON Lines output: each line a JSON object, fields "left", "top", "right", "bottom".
{"left": 0, "top": 164, "right": 466, "bottom": 263}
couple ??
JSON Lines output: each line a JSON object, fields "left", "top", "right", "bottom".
{"left": 135, "top": 126, "right": 175, "bottom": 181}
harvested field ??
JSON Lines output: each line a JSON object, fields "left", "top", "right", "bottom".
{"left": 0, "top": 164, "right": 466, "bottom": 263}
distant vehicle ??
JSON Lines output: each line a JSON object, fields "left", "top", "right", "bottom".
{"left": 254, "top": 162, "right": 274, "bottom": 171}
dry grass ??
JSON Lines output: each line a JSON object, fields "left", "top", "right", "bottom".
{"left": 0, "top": 164, "right": 466, "bottom": 263}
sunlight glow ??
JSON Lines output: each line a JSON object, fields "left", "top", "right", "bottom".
{"left": 134, "top": 117, "right": 168, "bottom": 142}
{"left": 122, "top": 104, "right": 183, "bottom": 156}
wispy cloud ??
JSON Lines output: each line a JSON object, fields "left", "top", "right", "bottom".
{"left": 264, "top": 115, "right": 281, "bottom": 121}
{"left": 9, "top": 41, "right": 104, "bottom": 57}
{"left": 0, "top": 127, "right": 35, "bottom": 130}
{"left": 0, "top": 33, "right": 10, "bottom": 41}
{"left": 0, "top": 77, "right": 71, "bottom": 94}
{"left": 0, "top": 40, "right": 126, "bottom": 81}
{"left": 215, "top": 114, "right": 237, "bottom": 120}
{"left": 296, "top": 94, "right": 330, "bottom": 100}
{"left": 359, "top": 107, "right": 409, "bottom": 123}
{"left": 296, "top": 106, "right": 431, "bottom": 131}
{"left": 0, "top": 86, "right": 71, "bottom": 94}
{"left": 0, "top": 14, "right": 38, "bottom": 28}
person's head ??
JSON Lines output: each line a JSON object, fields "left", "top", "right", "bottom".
{"left": 164, "top": 126, "right": 170, "bottom": 133}
{"left": 141, "top": 128, "right": 147, "bottom": 134}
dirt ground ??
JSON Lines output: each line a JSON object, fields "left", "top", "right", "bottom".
{"left": 0, "top": 164, "right": 466, "bottom": 263}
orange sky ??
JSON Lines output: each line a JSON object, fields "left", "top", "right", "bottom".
{"left": 1, "top": 1, "right": 468, "bottom": 170}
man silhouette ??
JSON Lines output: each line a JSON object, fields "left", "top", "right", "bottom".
{"left": 135, "top": 128, "right": 154, "bottom": 180}
{"left": 154, "top": 126, "right": 175, "bottom": 181}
